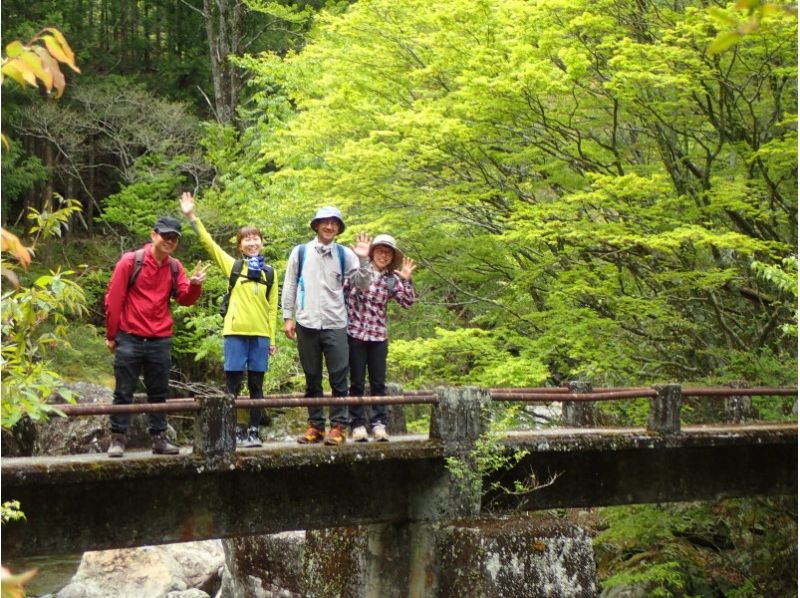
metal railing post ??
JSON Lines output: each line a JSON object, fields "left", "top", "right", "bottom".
{"left": 648, "top": 384, "right": 682, "bottom": 435}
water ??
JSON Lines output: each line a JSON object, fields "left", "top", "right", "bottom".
{"left": 2, "top": 553, "right": 82, "bottom": 596}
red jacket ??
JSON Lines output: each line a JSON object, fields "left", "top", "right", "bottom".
{"left": 105, "top": 244, "right": 202, "bottom": 340}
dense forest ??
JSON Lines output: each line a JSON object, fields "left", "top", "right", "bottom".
{"left": 1, "top": 0, "right": 797, "bottom": 595}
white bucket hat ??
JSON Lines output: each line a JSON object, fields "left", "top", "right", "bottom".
{"left": 309, "top": 206, "right": 345, "bottom": 233}
{"left": 370, "top": 234, "right": 404, "bottom": 270}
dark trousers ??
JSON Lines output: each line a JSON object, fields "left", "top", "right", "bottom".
{"left": 109, "top": 331, "right": 171, "bottom": 435}
{"left": 296, "top": 324, "right": 349, "bottom": 430}
{"left": 348, "top": 335, "right": 388, "bottom": 429}
{"left": 226, "top": 371, "right": 266, "bottom": 427}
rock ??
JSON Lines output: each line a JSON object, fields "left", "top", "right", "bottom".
{"left": 166, "top": 590, "right": 210, "bottom": 598}
{"left": 55, "top": 541, "right": 223, "bottom": 598}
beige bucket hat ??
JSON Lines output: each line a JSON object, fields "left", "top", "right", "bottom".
{"left": 370, "top": 234, "right": 404, "bottom": 270}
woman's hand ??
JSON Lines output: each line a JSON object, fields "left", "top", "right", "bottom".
{"left": 353, "top": 232, "right": 372, "bottom": 259}
{"left": 396, "top": 256, "right": 416, "bottom": 280}
{"left": 179, "top": 192, "right": 196, "bottom": 221}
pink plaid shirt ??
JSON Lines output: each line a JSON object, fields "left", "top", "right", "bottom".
{"left": 345, "top": 266, "right": 416, "bottom": 342}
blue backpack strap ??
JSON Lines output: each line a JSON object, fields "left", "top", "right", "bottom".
{"left": 335, "top": 243, "right": 346, "bottom": 276}
{"left": 296, "top": 244, "right": 306, "bottom": 310}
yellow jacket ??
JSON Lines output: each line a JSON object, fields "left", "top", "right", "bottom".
{"left": 193, "top": 217, "right": 278, "bottom": 340}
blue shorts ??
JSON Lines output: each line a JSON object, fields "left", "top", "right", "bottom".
{"left": 223, "top": 336, "right": 270, "bottom": 372}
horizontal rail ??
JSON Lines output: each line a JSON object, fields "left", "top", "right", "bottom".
{"left": 235, "top": 395, "right": 437, "bottom": 408}
{"left": 47, "top": 394, "right": 437, "bottom": 416}
{"left": 492, "top": 389, "right": 658, "bottom": 401}
{"left": 682, "top": 387, "right": 798, "bottom": 397}
{"left": 42, "top": 386, "right": 797, "bottom": 417}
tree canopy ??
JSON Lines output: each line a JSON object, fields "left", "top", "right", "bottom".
{"left": 232, "top": 0, "right": 797, "bottom": 385}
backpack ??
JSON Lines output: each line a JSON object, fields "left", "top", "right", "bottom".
{"left": 295, "top": 243, "right": 347, "bottom": 310}
{"left": 127, "top": 248, "right": 178, "bottom": 298}
{"left": 219, "top": 258, "right": 275, "bottom": 318}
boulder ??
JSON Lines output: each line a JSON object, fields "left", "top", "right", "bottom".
{"left": 55, "top": 541, "right": 223, "bottom": 598}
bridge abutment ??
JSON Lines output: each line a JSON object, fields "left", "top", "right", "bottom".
{"left": 220, "top": 515, "right": 597, "bottom": 597}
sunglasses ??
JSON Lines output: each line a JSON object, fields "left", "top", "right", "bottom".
{"left": 159, "top": 232, "right": 180, "bottom": 242}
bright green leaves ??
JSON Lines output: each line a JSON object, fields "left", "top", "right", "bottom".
{"left": 237, "top": 0, "right": 796, "bottom": 384}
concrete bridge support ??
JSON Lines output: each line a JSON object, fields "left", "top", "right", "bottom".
{"left": 220, "top": 515, "right": 597, "bottom": 598}
{"left": 219, "top": 387, "right": 598, "bottom": 597}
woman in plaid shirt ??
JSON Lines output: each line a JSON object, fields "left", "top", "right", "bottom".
{"left": 344, "top": 234, "right": 417, "bottom": 442}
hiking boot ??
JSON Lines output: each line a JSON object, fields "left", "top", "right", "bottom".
{"left": 243, "top": 427, "right": 262, "bottom": 448}
{"left": 108, "top": 433, "right": 126, "bottom": 458}
{"left": 351, "top": 425, "right": 369, "bottom": 442}
{"left": 372, "top": 424, "right": 389, "bottom": 442}
{"left": 235, "top": 427, "right": 248, "bottom": 448}
{"left": 324, "top": 424, "right": 347, "bottom": 446}
{"left": 297, "top": 426, "right": 325, "bottom": 444}
{"left": 152, "top": 431, "right": 180, "bottom": 455}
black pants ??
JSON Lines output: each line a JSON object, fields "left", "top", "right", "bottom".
{"left": 110, "top": 331, "right": 171, "bottom": 435}
{"left": 296, "top": 324, "right": 349, "bottom": 430}
{"left": 226, "top": 371, "right": 265, "bottom": 427}
{"left": 348, "top": 335, "right": 388, "bottom": 429}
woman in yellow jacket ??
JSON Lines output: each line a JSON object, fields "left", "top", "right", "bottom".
{"left": 180, "top": 192, "right": 278, "bottom": 447}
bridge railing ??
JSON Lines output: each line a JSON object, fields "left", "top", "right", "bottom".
{"left": 38, "top": 383, "right": 796, "bottom": 455}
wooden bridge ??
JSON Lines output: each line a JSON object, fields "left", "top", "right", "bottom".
{"left": 1, "top": 383, "right": 796, "bottom": 559}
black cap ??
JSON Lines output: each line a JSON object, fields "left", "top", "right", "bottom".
{"left": 153, "top": 216, "right": 182, "bottom": 237}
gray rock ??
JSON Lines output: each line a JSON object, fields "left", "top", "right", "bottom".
{"left": 56, "top": 541, "right": 223, "bottom": 598}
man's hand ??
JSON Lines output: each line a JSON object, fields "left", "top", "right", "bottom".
{"left": 189, "top": 261, "right": 211, "bottom": 285}
{"left": 269, "top": 345, "right": 278, "bottom": 356}
{"left": 283, "top": 319, "right": 296, "bottom": 340}
{"left": 179, "top": 191, "right": 196, "bottom": 220}
{"left": 106, "top": 339, "right": 117, "bottom": 353}
{"left": 353, "top": 232, "right": 372, "bottom": 259}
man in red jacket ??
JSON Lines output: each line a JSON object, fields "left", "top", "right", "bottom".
{"left": 105, "top": 216, "right": 209, "bottom": 458}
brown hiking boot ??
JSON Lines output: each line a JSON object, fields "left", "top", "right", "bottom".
{"left": 152, "top": 431, "right": 180, "bottom": 455}
{"left": 324, "top": 424, "right": 347, "bottom": 446}
{"left": 297, "top": 426, "right": 325, "bottom": 444}
{"left": 108, "top": 433, "right": 126, "bottom": 458}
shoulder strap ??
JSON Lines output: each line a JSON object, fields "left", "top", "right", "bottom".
{"left": 227, "top": 259, "right": 244, "bottom": 294}
{"left": 168, "top": 257, "right": 178, "bottom": 298}
{"left": 295, "top": 244, "right": 306, "bottom": 283}
{"left": 127, "top": 249, "right": 145, "bottom": 289}
{"left": 262, "top": 264, "right": 274, "bottom": 296}
{"left": 335, "top": 243, "right": 346, "bottom": 275}
{"left": 230, "top": 258, "right": 274, "bottom": 300}
{"left": 128, "top": 249, "right": 178, "bottom": 298}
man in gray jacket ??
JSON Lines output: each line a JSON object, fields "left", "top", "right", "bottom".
{"left": 282, "top": 206, "right": 371, "bottom": 445}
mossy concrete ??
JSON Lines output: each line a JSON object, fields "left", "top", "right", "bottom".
{"left": 219, "top": 516, "right": 596, "bottom": 597}
{"left": 2, "top": 425, "right": 795, "bottom": 558}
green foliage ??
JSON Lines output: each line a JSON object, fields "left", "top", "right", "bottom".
{"left": 445, "top": 419, "right": 530, "bottom": 504}
{"left": 235, "top": 0, "right": 796, "bottom": 386}
{"left": 1, "top": 268, "right": 87, "bottom": 427}
{"left": 390, "top": 328, "right": 549, "bottom": 387}
{"left": 0, "top": 500, "right": 26, "bottom": 525}
{"left": 602, "top": 561, "right": 688, "bottom": 598}
{"left": 595, "top": 498, "right": 798, "bottom": 597}
{"left": 1, "top": 197, "right": 87, "bottom": 429}
{"left": 47, "top": 323, "right": 112, "bottom": 384}
{"left": 99, "top": 163, "right": 186, "bottom": 238}
{"left": 0, "top": 139, "right": 46, "bottom": 209}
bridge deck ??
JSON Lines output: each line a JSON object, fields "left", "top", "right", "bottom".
{"left": 2, "top": 423, "right": 795, "bottom": 558}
